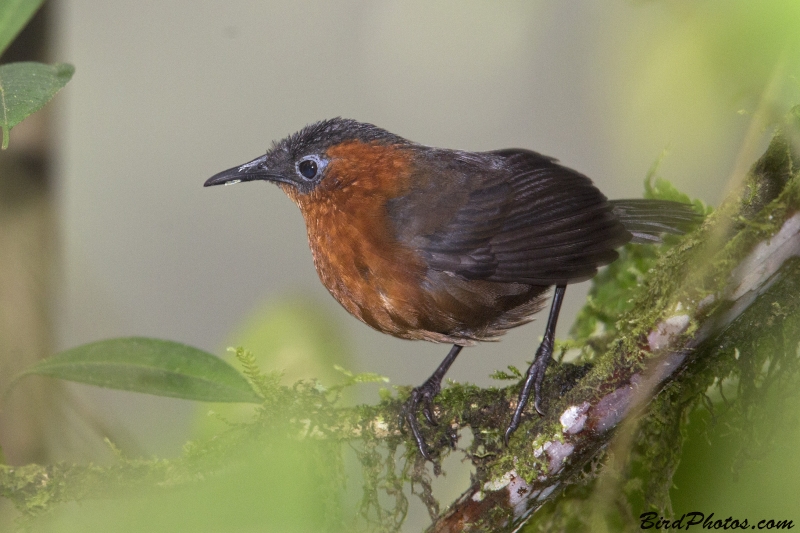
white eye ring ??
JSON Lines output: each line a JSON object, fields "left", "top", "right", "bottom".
{"left": 296, "top": 155, "right": 328, "bottom": 180}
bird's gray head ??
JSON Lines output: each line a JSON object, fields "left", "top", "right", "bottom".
{"left": 204, "top": 118, "right": 407, "bottom": 195}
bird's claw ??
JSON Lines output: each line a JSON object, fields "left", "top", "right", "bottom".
{"left": 504, "top": 349, "right": 551, "bottom": 445}
{"left": 400, "top": 378, "right": 443, "bottom": 461}
{"left": 421, "top": 395, "right": 438, "bottom": 426}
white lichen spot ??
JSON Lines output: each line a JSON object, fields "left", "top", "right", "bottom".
{"left": 483, "top": 470, "right": 515, "bottom": 492}
{"left": 560, "top": 402, "right": 590, "bottom": 435}
{"left": 507, "top": 472, "right": 533, "bottom": 515}
{"left": 543, "top": 440, "right": 574, "bottom": 474}
{"left": 647, "top": 314, "right": 691, "bottom": 351}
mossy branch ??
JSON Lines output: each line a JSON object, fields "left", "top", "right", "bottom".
{"left": 2, "top": 117, "right": 800, "bottom": 532}
{"left": 425, "top": 115, "right": 800, "bottom": 532}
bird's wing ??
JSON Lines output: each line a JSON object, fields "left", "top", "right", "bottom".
{"left": 393, "top": 148, "right": 631, "bottom": 285}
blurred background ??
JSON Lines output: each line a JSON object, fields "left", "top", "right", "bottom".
{"left": 1, "top": 0, "right": 799, "bottom": 529}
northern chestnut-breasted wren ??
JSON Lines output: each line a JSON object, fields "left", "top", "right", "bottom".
{"left": 205, "top": 118, "right": 697, "bottom": 459}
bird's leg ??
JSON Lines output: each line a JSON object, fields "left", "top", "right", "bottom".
{"left": 505, "top": 285, "right": 566, "bottom": 445}
{"left": 402, "top": 344, "right": 463, "bottom": 460}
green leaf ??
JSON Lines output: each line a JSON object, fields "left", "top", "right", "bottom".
{"left": 0, "top": 0, "right": 45, "bottom": 56}
{"left": 21, "top": 337, "right": 261, "bottom": 403}
{"left": 0, "top": 61, "right": 74, "bottom": 149}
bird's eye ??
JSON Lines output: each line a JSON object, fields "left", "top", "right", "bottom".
{"left": 296, "top": 155, "right": 327, "bottom": 181}
{"left": 298, "top": 159, "right": 317, "bottom": 179}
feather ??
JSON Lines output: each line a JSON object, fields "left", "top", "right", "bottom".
{"left": 390, "top": 148, "right": 698, "bottom": 285}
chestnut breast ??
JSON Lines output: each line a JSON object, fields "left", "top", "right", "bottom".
{"left": 285, "top": 141, "right": 548, "bottom": 345}
{"left": 286, "top": 141, "right": 431, "bottom": 338}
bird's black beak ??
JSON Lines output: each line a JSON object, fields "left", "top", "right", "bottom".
{"left": 204, "top": 153, "right": 292, "bottom": 187}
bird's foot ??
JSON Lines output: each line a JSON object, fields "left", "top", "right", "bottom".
{"left": 400, "top": 375, "right": 444, "bottom": 461}
{"left": 505, "top": 285, "right": 564, "bottom": 445}
{"left": 504, "top": 351, "right": 551, "bottom": 446}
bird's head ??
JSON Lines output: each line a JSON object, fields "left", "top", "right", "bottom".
{"left": 204, "top": 118, "right": 412, "bottom": 204}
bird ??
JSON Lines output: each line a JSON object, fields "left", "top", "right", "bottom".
{"left": 205, "top": 118, "right": 698, "bottom": 459}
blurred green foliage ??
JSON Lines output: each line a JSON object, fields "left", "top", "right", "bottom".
{"left": 609, "top": 0, "right": 800, "bottom": 204}
{"left": 672, "top": 390, "right": 800, "bottom": 518}
{"left": 225, "top": 295, "right": 351, "bottom": 387}
{"left": 30, "top": 429, "right": 345, "bottom": 533}
{"left": 7, "top": 343, "right": 354, "bottom": 532}
{"left": 193, "top": 295, "right": 353, "bottom": 439}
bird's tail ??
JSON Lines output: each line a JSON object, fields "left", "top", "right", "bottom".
{"left": 610, "top": 199, "right": 702, "bottom": 244}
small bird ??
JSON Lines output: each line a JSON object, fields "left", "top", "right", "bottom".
{"left": 205, "top": 118, "right": 697, "bottom": 459}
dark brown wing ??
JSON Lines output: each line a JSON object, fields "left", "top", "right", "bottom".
{"left": 390, "top": 148, "right": 632, "bottom": 286}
